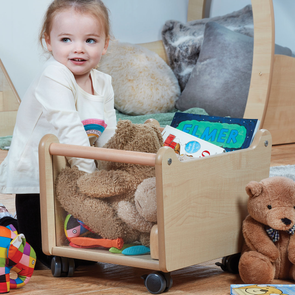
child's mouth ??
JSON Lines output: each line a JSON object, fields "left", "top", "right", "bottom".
{"left": 70, "top": 58, "right": 87, "bottom": 64}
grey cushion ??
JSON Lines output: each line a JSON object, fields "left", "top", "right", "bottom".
{"left": 162, "top": 5, "right": 254, "bottom": 91}
{"left": 176, "top": 22, "right": 292, "bottom": 118}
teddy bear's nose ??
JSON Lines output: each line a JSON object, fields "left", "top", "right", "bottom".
{"left": 281, "top": 218, "right": 292, "bottom": 225}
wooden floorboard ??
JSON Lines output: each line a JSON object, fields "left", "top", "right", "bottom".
{"left": 1, "top": 143, "right": 295, "bottom": 294}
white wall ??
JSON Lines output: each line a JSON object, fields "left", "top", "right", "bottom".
{"left": 0, "top": 0, "right": 294, "bottom": 100}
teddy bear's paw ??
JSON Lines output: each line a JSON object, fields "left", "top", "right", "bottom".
{"left": 135, "top": 177, "right": 157, "bottom": 223}
{"left": 117, "top": 201, "right": 154, "bottom": 233}
{"left": 77, "top": 170, "right": 135, "bottom": 198}
{"left": 239, "top": 251, "right": 275, "bottom": 284}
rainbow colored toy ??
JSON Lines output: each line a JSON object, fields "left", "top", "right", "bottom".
{"left": 0, "top": 225, "right": 36, "bottom": 293}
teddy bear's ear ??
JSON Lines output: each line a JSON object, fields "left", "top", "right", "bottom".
{"left": 148, "top": 124, "right": 164, "bottom": 145}
{"left": 245, "top": 181, "right": 263, "bottom": 198}
{"left": 105, "top": 120, "right": 135, "bottom": 150}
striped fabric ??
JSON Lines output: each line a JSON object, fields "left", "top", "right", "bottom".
{"left": 82, "top": 119, "right": 107, "bottom": 143}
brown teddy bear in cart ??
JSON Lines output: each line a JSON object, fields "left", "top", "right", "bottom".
{"left": 55, "top": 120, "right": 162, "bottom": 247}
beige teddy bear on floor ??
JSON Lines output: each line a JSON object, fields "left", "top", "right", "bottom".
{"left": 55, "top": 120, "right": 163, "bottom": 246}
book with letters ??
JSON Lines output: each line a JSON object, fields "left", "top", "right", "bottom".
{"left": 231, "top": 284, "right": 295, "bottom": 295}
{"left": 162, "top": 125, "right": 225, "bottom": 158}
{"left": 170, "top": 113, "right": 260, "bottom": 152}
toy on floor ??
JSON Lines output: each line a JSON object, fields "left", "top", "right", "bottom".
{"left": 0, "top": 224, "right": 36, "bottom": 293}
{"left": 238, "top": 176, "right": 295, "bottom": 284}
{"left": 56, "top": 120, "right": 163, "bottom": 247}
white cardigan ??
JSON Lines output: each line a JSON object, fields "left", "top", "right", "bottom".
{"left": 0, "top": 57, "right": 116, "bottom": 194}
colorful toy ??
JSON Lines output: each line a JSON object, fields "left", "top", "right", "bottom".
{"left": 64, "top": 214, "right": 148, "bottom": 255}
{"left": 238, "top": 176, "right": 295, "bottom": 284}
{"left": 56, "top": 120, "right": 163, "bottom": 246}
{"left": 64, "top": 214, "right": 124, "bottom": 249}
{"left": 0, "top": 224, "right": 36, "bottom": 293}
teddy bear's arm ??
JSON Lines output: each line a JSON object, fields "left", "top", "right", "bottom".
{"left": 288, "top": 233, "right": 295, "bottom": 264}
{"left": 77, "top": 170, "right": 138, "bottom": 198}
{"left": 243, "top": 216, "right": 279, "bottom": 262}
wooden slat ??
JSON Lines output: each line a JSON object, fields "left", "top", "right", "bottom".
{"left": 49, "top": 142, "right": 157, "bottom": 166}
{"left": 243, "top": 0, "right": 275, "bottom": 125}
{"left": 187, "top": 0, "right": 206, "bottom": 22}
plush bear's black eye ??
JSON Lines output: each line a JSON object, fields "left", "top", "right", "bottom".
{"left": 294, "top": 206, "right": 295, "bottom": 209}
{"left": 267, "top": 205, "right": 272, "bottom": 209}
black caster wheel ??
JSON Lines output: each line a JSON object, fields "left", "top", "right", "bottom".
{"left": 215, "top": 253, "right": 241, "bottom": 274}
{"left": 51, "top": 256, "right": 62, "bottom": 277}
{"left": 51, "top": 256, "right": 75, "bottom": 277}
{"left": 142, "top": 271, "right": 173, "bottom": 294}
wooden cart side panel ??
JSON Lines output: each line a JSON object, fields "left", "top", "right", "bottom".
{"left": 156, "top": 130, "right": 272, "bottom": 272}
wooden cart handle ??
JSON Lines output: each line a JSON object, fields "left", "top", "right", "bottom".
{"left": 49, "top": 142, "right": 157, "bottom": 166}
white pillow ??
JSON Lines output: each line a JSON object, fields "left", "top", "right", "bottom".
{"left": 98, "top": 40, "right": 180, "bottom": 115}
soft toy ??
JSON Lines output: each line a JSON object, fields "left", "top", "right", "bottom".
{"left": 238, "top": 176, "right": 295, "bottom": 284}
{"left": 98, "top": 40, "right": 180, "bottom": 115}
{"left": 117, "top": 177, "right": 157, "bottom": 234}
{"left": 56, "top": 120, "right": 163, "bottom": 247}
{"left": 0, "top": 224, "right": 36, "bottom": 293}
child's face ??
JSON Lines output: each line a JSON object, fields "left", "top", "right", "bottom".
{"left": 45, "top": 8, "right": 109, "bottom": 80}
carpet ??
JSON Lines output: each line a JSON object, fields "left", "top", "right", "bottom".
{"left": 269, "top": 165, "right": 295, "bottom": 181}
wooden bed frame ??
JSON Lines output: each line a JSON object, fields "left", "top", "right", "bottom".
{"left": 0, "top": 0, "right": 295, "bottom": 145}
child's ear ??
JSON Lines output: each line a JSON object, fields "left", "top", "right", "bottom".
{"left": 102, "top": 38, "right": 109, "bottom": 55}
{"left": 45, "top": 34, "right": 52, "bottom": 52}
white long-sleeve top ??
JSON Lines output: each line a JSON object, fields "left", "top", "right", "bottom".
{"left": 0, "top": 57, "right": 116, "bottom": 194}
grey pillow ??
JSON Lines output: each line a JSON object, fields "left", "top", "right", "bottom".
{"left": 176, "top": 22, "right": 292, "bottom": 118}
{"left": 162, "top": 5, "right": 254, "bottom": 91}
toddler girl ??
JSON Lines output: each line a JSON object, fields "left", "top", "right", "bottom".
{"left": 0, "top": 0, "right": 116, "bottom": 268}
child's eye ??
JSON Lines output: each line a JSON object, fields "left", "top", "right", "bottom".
{"left": 86, "top": 38, "right": 96, "bottom": 44}
{"left": 61, "top": 38, "right": 71, "bottom": 43}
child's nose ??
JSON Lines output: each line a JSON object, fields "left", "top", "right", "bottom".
{"left": 73, "top": 42, "right": 85, "bottom": 53}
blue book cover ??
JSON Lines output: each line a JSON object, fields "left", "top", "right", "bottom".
{"left": 231, "top": 284, "right": 295, "bottom": 295}
{"left": 170, "top": 113, "right": 260, "bottom": 152}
